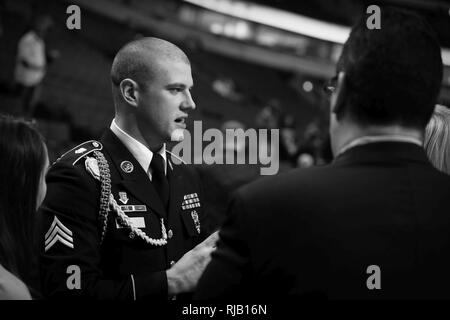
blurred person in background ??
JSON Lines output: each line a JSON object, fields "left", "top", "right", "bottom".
{"left": 279, "top": 113, "right": 298, "bottom": 165}
{"left": 295, "top": 120, "right": 331, "bottom": 167}
{"left": 195, "top": 120, "right": 262, "bottom": 231}
{"left": 14, "top": 14, "right": 58, "bottom": 117}
{"left": 0, "top": 115, "right": 49, "bottom": 299}
{"left": 424, "top": 104, "right": 450, "bottom": 174}
{"left": 255, "top": 99, "right": 281, "bottom": 130}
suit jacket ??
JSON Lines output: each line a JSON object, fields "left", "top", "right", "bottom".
{"left": 195, "top": 142, "right": 450, "bottom": 299}
{"left": 39, "top": 129, "right": 207, "bottom": 300}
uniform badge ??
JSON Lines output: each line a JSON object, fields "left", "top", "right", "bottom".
{"left": 115, "top": 217, "right": 146, "bottom": 229}
{"left": 120, "top": 161, "right": 134, "bottom": 173}
{"left": 119, "top": 205, "right": 147, "bottom": 212}
{"left": 118, "top": 192, "right": 129, "bottom": 204}
{"left": 190, "top": 210, "right": 201, "bottom": 234}
{"left": 44, "top": 216, "right": 74, "bottom": 252}
{"left": 181, "top": 193, "right": 201, "bottom": 210}
{"left": 85, "top": 157, "right": 100, "bottom": 181}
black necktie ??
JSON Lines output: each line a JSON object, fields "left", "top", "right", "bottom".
{"left": 150, "top": 153, "right": 170, "bottom": 209}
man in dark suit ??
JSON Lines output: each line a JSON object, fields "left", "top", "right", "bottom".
{"left": 195, "top": 8, "right": 450, "bottom": 299}
{"left": 39, "top": 37, "right": 217, "bottom": 300}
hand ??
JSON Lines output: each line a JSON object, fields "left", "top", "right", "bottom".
{"left": 166, "top": 231, "right": 219, "bottom": 295}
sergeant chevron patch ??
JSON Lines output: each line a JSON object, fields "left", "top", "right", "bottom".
{"left": 44, "top": 216, "right": 74, "bottom": 252}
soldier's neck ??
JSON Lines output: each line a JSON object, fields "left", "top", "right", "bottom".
{"left": 115, "top": 117, "right": 163, "bottom": 152}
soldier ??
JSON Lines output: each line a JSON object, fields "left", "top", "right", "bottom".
{"left": 39, "top": 37, "right": 218, "bottom": 300}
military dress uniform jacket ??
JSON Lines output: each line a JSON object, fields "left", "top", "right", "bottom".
{"left": 39, "top": 129, "right": 208, "bottom": 300}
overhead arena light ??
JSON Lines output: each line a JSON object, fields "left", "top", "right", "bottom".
{"left": 183, "top": 0, "right": 450, "bottom": 67}
{"left": 183, "top": 0, "right": 350, "bottom": 43}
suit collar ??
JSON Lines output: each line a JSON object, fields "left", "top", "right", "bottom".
{"left": 333, "top": 141, "right": 430, "bottom": 166}
{"left": 336, "top": 135, "right": 422, "bottom": 158}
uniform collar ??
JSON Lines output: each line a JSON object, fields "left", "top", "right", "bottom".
{"left": 110, "top": 119, "right": 167, "bottom": 175}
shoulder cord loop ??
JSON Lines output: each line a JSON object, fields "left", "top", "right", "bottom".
{"left": 92, "top": 151, "right": 167, "bottom": 246}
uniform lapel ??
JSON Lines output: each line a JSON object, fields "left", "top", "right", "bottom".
{"left": 100, "top": 130, "right": 167, "bottom": 219}
{"left": 167, "top": 157, "right": 185, "bottom": 220}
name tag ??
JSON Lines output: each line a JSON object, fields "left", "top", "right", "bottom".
{"left": 116, "top": 217, "right": 146, "bottom": 229}
{"left": 119, "top": 205, "right": 147, "bottom": 212}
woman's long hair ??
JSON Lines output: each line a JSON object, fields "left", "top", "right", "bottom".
{"left": 425, "top": 104, "right": 450, "bottom": 175}
{"left": 0, "top": 115, "right": 46, "bottom": 287}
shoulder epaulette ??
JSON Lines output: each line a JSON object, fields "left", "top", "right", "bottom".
{"left": 56, "top": 140, "right": 103, "bottom": 165}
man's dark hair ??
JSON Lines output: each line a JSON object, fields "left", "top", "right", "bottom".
{"left": 337, "top": 7, "right": 443, "bottom": 128}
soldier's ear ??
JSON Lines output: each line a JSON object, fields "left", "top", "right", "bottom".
{"left": 119, "top": 78, "right": 139, "bottom": 107}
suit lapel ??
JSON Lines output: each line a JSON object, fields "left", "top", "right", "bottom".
{"left": 100, "top": 130, "right": 167, "bottom": 219}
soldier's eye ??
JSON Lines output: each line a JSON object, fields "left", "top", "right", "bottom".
{"left": 168, "top": 88, "right": 182, "bottom": 94}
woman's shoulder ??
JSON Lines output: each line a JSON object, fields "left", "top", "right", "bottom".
{"left": 0, "top": 263, "right": 32, "bottom": 300}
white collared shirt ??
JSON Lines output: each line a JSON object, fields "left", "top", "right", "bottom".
{"left": 110, "top": 119, "right": 167, "bottom": 180}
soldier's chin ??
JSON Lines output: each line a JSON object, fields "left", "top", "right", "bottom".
{"left": 171, "top": 129, "right": 185, "bottom": 142}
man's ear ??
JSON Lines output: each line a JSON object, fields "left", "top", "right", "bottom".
{"left": 119, "top": 78, "right": 139, "bottom": 107}
{"left": 330, "top": 71, "right": 347, "bottom": 117}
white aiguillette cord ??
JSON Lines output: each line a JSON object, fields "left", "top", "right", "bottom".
{"left": 87, "top": 151, "right": 168, "bottom": 246}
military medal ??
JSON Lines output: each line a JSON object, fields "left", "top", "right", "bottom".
{"left": 181, "top": 193, "right": 201, "bottom": 210}
{"left": 120, "top": 161, "right": 134, "bottom": 173}
{"left": 190, "top": 210, "right": 201, "bottom": 234}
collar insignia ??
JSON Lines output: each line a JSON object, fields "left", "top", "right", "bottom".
{"left": 120, "top": 161, "right": 134, "bottom": 173}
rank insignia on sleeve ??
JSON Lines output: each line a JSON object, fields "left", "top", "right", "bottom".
{"left": 44, "top": 216, "right": 74, "bottom": 252}
{"left": 190, "top": 210, "right": 201, "bottom": 234}
{"left": 181, "top": 193, "right": 201, "bottom": 210}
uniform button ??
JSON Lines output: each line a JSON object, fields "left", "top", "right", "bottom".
{"left": 129, "top": 232, "right": 135, "bottom": 239}
{"left": 170, "top": 260, "right": 175, "bottom": 266}
{"left": 167, "top": 229, "right": 173, "bottom": 239}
